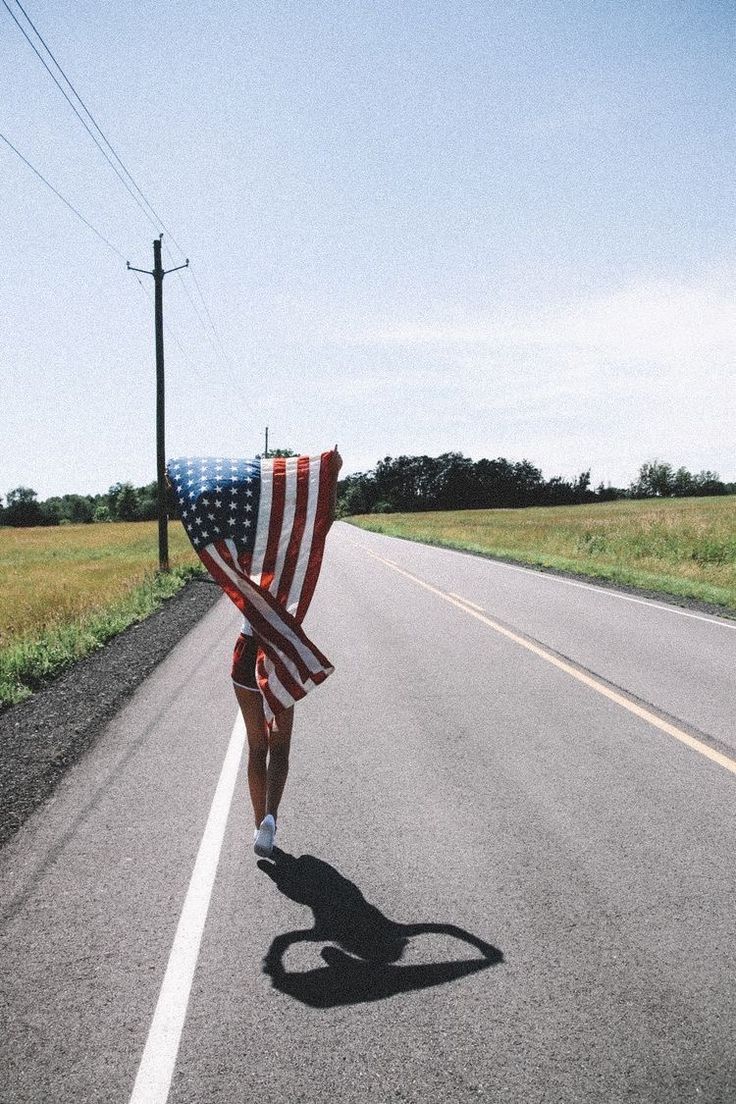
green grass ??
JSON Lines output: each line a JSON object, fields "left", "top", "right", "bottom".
{"left": 0, "top": 522, "right": 203, "bottom": 708}
{"left": 346, "top": 495, "right": 736, "bottom": 613}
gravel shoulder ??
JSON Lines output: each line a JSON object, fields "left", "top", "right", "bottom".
{"left": 0, "top": 578, "right": 222, "bottom": 849}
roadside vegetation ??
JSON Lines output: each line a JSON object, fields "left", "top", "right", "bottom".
{"left": 0, "top": 522, "right": 203, "bottom": 709}
{"left": 2, "top": 452, "right": 733, "bottom": 707}
{"left": 347, "top": 495, "right": 736, "bottom": 613}
{"left": 337, "top": 455, "right": 733, "bottom": 516}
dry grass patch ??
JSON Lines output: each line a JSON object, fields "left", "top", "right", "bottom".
{"left": 0, "top": 522, "right": 202, "bottom": 706}
{"left": 348, "top": 496, "right": 736, "bottom": 611}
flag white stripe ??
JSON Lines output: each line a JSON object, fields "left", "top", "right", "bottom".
{"left": 205, "top": 545, "right": 329, "bottom": 676}
{"left": 286, "top": 455, "right": 322, "bottom": 619}
{"left": 251, "top": 459, "right": 273, "bottom": 585}
{"left": 269, "top": 457, "right": 299, "bottom": 598}
{"left": 262, "top": 664, "right": 295, "bottom": 714}
{"left": 224, "top": 538, "right": 253, "bottom": 636}
{"left": 260, "top": 638, "right": 321, "bottom": 695}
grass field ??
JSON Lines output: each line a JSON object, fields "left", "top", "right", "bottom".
{"left": 0, "top": 522, "right": 203, "bottom": 708}
{"left": 347, "top": 495, "right": 736, "bottom": 612}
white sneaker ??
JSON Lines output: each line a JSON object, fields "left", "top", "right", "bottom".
{"left": 254, "top": 814, "right": 276, "bottom": 858}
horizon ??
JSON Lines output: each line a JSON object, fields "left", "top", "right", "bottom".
{"left": 2, "top": 447, "right": 732, "bottom": 506}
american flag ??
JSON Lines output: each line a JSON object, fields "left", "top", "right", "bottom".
{"left": 166, "top": 451, "right": 337, "bottom": 721}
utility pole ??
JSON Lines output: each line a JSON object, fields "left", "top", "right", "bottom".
{"left": 264, "top": 426, "right": 269, "bottom": 458}
{"left": 127, "top": 236, "right": 188, "bottom": 572}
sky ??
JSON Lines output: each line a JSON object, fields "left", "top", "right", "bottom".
{"left": 1, "top": 0, "right": 734, "bottom": 499}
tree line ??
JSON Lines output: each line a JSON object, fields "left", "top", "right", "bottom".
{"left": 0, "top": 448, "right": 299, "bottom": 527}
{"left": 0, "top": 482, "right": 159, "bottom": 527}
{"left": 336, "top": 454, "right": 733, "bottom": 516}
{"left": 0, "top": 455, "right": 731, "bottom": 527}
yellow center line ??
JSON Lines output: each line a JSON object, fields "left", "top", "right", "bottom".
{"left": 365, "top": 547, "right": 736, "bottom": 779}
{"left": 449, "top": 592, "right": 485, "bottom": 611}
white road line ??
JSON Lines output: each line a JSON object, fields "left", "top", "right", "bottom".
{"left": 128, "top": 713, "right": 245, "bottom": 1104}
{"left": 349, "top": 530, "right": 736, "bottom": 629}
{"left": 366, "top": 548, "right": 736, "bottom": 779}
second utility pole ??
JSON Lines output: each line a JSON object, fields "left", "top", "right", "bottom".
{"left": 128, "top": 236, "right": 188, "bottom": 572}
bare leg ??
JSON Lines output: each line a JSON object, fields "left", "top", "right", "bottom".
{"left": 234, "top": 685, "right": 268, "bottom": 828}
{"left": 266, "top": 706, "right": 293, "bottom": 823}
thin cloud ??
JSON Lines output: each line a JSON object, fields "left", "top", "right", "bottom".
{"left": 359, "top": 281, "right": 736, "bottom": 364}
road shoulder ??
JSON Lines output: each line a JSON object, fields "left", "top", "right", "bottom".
{"left": 0, "top": 578, "right": 222, "bottom": 849}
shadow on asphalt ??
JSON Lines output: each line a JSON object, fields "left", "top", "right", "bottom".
{"left": 257, "top": 850, "right": 503, "bottom": 1008}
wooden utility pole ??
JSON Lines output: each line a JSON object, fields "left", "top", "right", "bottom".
{"left": 127, "top": 237, "right": 188, "bottom": 571}
{"left": 264, "top": 426, "right": 269, "bottom": 457}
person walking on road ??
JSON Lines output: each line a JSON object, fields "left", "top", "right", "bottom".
{"left": 167, "top": 446, "right": 342, "bottom": 861}
{"left": 230, "top": 448, "right": 342, "bottom": 858}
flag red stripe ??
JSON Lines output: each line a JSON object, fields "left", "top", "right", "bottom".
{"left": 276, "top": 455, "right": 311, "bottom": 606}
{"left": 202, "top": 544, "right": 327, "bottom": 681}
{"left": 260, "top": 458, "right": 286, "bottom": 592}
{"left": 199, "top": 546, "right": 249, "bottom": 618}
{"left": 255, "top": 637, "right": 306, "bottom": 702}
{"left": 295, "top": 452, "right": 333, "bottom": 621}
{"left": 200, "top": 552, "right": 316, "bottom": 714}
{"left": 199, "top": 560, "right": 315, "bottom": 715}
{"left": 186, "top": 452, "right": 335, "bottom": 720}
{"left": 255, "top": 655, "right": 285, "bottom": 717}
{"left": 241, "top": 568, "right": 331, "bottom": 672}
{"left": 216, "top": 540, "right": 252, "bottom": 581}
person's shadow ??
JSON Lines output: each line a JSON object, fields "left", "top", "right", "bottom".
{"left": 258, "top": 851, "right": 503, "bottom": 1008}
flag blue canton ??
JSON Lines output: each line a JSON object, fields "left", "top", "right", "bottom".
{"left": 167, "top": 456, "right": 262, "bottom": 551}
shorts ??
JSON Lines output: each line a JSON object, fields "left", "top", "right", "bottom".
{"left": 231, "top": 633, "right": 259, "bottom": 691}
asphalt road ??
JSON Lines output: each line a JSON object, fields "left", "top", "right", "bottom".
{"left": 1, "top": 522, "right": 735, "bottom": 1103}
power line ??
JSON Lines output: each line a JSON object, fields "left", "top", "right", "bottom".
{"left": 162, "top": 317, "right": 262, "bottom": 432}
{"left": 1, "top": 0, "right": 165, "bottom": 239}
{"left": 7, "top": 1, "right": 249, "bottom": 385}
{"left": 10, "top": 0, "right": 190, "bottom": 260}
{"left": 186, "top": 260, "right": 260, "bottom": 411}
{"left": 7, "top": 0, "right": 263, "bottom": 423}
{"left": 0, "top": 130, "right": 127, "bottom": 260}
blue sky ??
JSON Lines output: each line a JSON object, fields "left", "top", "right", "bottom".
{"left": 1, "top": 0, "right": 734, "bottom": 498}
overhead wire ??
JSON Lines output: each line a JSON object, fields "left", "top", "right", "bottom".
{"left": 1, "top": 0, "right": 164, "bottom": 239}
{"left": 179, "top": 259, "right": 260, "bottom": 416}
{"left": 6, "top": 0, "right": 265, "bottom": 431}
{"left": 0, "top": 130, "right": 127, "bottom": 261}
{"left": 161, "top": 316, "right": 261, "bottom": 435}
{"left": 11, "top": 0, "right": 192, "bottom": 261}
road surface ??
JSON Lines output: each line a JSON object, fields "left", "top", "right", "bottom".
{"left": 1, "top": 522, "right": 735, "bottom": 1103}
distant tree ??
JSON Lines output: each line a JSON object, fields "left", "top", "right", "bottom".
{"left": 107, "top": 482, "right": 124, "bottom": 519}
{"left": 93, "top": 503, "right": 112, "bottom": 522}
{"left": 258, "top": 447, "right": 298, "bottom": 458}
{"left": 596, "top": 483, "right": 627, "bottom": 502}
{"left": 117, "top": 484, "right": 139, "bottom": 521}
{"left": 5, "top": 486, "right": 48, "bottom": 527}
{"left": 630, "top": 461, "right": 725, "bottom": 499}
{"left": 434, "top": 452, "right": 475, "bottom": 510}
{"left": 473, "top": 457, "right": 518, "bottom": 507}
{"left": 41, "top": 499, "right": 63, "bottom": 525}
{"left": 336, "top": 476, "right": 373, "bottom": 517}
{"left": 134, "top": 481, "right": 158, "bottom": 521}
{"left": 511, "top": 460, "right": 544, "bottom": 506}
{"left": 692, "top": 470, "right": 726, "bottom": 496}
{"left": 629, "top": 460, "right": 674, "bottom": 498}
{"left": 64, "top": 494, "right": 94, "bottom": 523}
{"left": 671, "top": 467, "right": 694, "bottom": 497}
{"left": 541, "top": 470, "right": 593, "bottom": 507}
{"left": 108, "top": 482, "right": 139, "bottom": 521}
